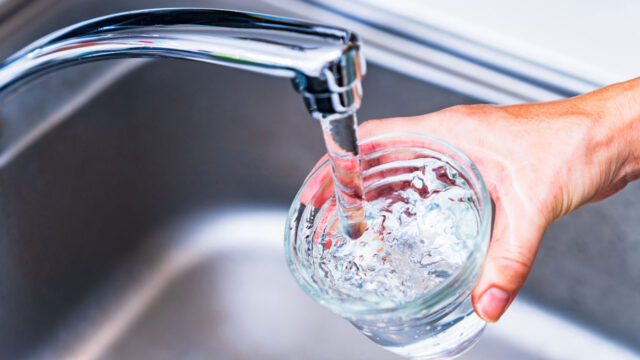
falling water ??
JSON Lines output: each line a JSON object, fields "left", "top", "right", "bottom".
{"left": 319, "top": 112, "right": 367, "bottom": 239}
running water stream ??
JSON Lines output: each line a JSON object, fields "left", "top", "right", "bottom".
{"left": 319, "top": 112, "right": 367, "bottom": 239}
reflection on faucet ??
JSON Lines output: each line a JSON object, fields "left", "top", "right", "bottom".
{"left": 0, "top": 8, "right": 365, "bottom": 120}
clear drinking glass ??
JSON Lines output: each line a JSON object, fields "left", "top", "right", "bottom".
{"left": 285, "top": 132, "right": 493, "bottom": 359}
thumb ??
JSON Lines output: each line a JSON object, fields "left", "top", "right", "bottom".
{"left": 471, "top": 205, "right": 546, "bottom": 322}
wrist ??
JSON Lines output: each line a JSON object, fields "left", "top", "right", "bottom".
{"left": 607, "top": 78, "right": 640, "bottom": 179}
{"left": 583, "top": 78, "right": 640, "bottom": 182}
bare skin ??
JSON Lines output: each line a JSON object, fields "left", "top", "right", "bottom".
{"left": 305, "top": 77, "right": 640, "bottom": 322}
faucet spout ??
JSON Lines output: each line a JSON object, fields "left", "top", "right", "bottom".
{"left": 0, "top": 8, "right": 365, "bottom": 120}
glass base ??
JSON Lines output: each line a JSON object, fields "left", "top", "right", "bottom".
{"left": 382, "top": 312, "right": 486, "bottom": 360}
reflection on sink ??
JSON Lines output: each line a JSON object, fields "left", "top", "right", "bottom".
{"left": 34, "top": 209, "right": 638, "bottom": 360}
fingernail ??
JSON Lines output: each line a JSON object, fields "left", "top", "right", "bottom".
{"left": 476, "top": 287, "right": 510, "bottom": 322}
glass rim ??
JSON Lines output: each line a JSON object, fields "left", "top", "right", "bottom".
{"left": 285, "top": 131, "right": 492, "bottom": 318}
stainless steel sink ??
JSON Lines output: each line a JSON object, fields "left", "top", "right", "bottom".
{"left": 29, "top": 208, "right": 639, "bottom": 360}
{"left": 0, "top": 1, "right": 639, "bottom": 359}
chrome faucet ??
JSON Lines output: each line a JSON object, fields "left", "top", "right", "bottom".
{"left": 0, "top": 8, "right": 365, "bottom": 120}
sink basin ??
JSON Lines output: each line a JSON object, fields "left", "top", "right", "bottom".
{"left": 32, "top": 209, "right": 639, "bottom": 360}
{"left": 0, "top": 1, "right": 638, "bottom": 359}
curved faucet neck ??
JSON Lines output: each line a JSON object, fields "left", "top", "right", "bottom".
{"left": 0, "top": 8, "right": 365, "bottom": 120}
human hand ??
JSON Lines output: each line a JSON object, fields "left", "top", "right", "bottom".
{"left": 303, "top": 78, "right": 640, "bottom": 322}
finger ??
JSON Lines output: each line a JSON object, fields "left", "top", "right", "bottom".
{"left": 300, "top": 155, "right": 363, "bottom": 209}
{"left": 358, "top": 116, "right": 421, "bottom": 139}
{"left": 360, "top": 135, "right": 424, "bottom": 200}
{"left": 471, "top": 204, "right": 546, "bottom": 322}
{"left": 305, "top": 154, "right": 330, "bottom": 183}
{"left": 300, "top": 155, "right": 333, "bottom": 207}
{"left": 359, "top": 117, "right": 469, "bottom": 199}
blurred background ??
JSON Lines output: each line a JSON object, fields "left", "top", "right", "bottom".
{"left": 0, "top": 0, "right": 638, "bottom": 359}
